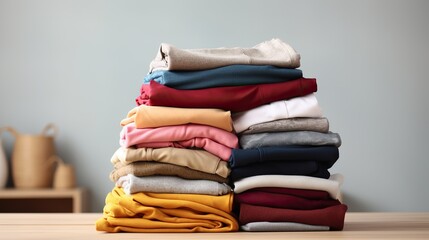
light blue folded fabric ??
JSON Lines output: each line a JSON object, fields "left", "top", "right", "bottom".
{"left": 143, "top": 64, "right": 302, "bottom": 90}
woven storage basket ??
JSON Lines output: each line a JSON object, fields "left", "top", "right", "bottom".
{"left": 2, "top": 124, "right": 57, "bottom": 188}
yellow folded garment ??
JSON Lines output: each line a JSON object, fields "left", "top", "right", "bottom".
{"left": 120, "top": 105, "right": 233, "bottom": 132}
{"left": 96, "top": 187, "right": 238, "bottom": 233}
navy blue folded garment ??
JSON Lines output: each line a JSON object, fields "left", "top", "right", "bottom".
{"left": 143, "top": 64, "right": 303, "bottom": 90}
{"left": 229, "top": 146, "right": 339, "bottom": 168}
{"left": 230, "top": 161, "right": 330, "bottom": 182}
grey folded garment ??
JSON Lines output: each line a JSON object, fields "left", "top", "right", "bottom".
{"left": 241, "top": 222, "right": 329, "bottom": 232}
{"left": 110, "top": 162, "right": 228, "bottom": 183}
{"left": 240, "top": 131, "right": 342, "bottom": 149}
{"left": 240, "top": 117, "right": 329, "bottom": 135}
{"left": 149, "top": 38, "right": 300, "bottom": 72}
{"left": 117, "top": 174, "right": 231, "bottom": 196}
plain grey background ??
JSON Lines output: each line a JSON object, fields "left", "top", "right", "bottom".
{"left": 1, "top": 0, "right": 428, "bottom": 212}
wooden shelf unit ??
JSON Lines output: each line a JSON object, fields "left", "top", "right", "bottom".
{"left": 0, "top": 188, "right": 86, "bottom": 213}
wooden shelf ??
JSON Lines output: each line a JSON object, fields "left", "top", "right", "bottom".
{"left": 0, "top": 188, "right": 87, "bottom": 213}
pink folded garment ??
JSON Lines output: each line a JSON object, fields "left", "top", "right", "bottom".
{"left": 120, "top": 123, "right": 239, "bottom": 161}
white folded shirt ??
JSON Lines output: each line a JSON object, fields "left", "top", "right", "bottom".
{"left": 232, "top": 94, "right": 323, "bottom": 133}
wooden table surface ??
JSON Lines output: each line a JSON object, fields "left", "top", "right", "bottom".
{"left": 0, "top": 212, "right": 428, "bottom": 239}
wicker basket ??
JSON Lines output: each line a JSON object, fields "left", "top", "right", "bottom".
{"left": 2, "top": 124, "right": 58, "bottom": 188}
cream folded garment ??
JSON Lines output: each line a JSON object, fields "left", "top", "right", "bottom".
{"left": 117, "top": 174, "right": 231, "bottom": 195}
{"left": 233, "top": 174, "right": 344, "bottom": 199}
{"left": 149, "top": 38, "right": 300, "bottom": 72}
{"left": 111, "top": 147, "right": 229, "bottom": 178}
{"left": 120, "top": 105, "right": 233, "bottom": 132}
{"left": 233, "top": 94, "right": 323, "bottom": 133}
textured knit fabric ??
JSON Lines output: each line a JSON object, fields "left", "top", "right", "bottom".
{"left": 229, "top": 146, "right": 339, "bottom": 168}
{"left": 149, "top": 38, "right": 300, "bottom": 72}
{"left": 233, "top": 174, "right": 344, "bottom": 199}
{"left": 110, "top": 162, "right": 228, "bottom": 183}
{"left": 111, "top": 147, "right": 229, "bottom": 178}
{"left": 244, "top": 187, "right": 331, "bottom": 200}
{"left": 136, "top": 79, "right": 317, "bottom": 112}
{"left": 117, "top": 174, "right": 231, "bottom": 195}
{"left": 144, "top": 64, "right": 303, "bottom": 90}
{"left": 239, "top": 203, "right": 347, "bottom": 230}
{"left": 120, "top": 105, "right": 233, "bottom": 132}
{"left": 241, "top": 222, "right": 329, "bottom": 232}
{"left": 120, "top": 123, "right": 238, "bottom": 160}
{"left": 240, "top": 117, "right": 329, "bottom": 135}
{"left": 235, "top": 190, "right": 341, "bottom": 210}
{"left": 230, "top": 162, "right": 330, "bottom": 181}
{"left": 96, "top": 187, "right": 238, "bottom": 232}
{"left": 239, "top": 131, "right": 342, "bottom": 149}
{"left": 232, "top": 94, "right": 323, "bottom": 133}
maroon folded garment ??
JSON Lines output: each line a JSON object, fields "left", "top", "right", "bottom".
{"left": 235, "top": 190, "right": 341, "bottom": 210}
{"left": 239, "top": 203, "right": 348, "bottom": 230}
{"left": 136, "top": 78, "right": 317, "bottom": 112}
{"left": 247, "top": 187, "right": 331, "bottom": 200}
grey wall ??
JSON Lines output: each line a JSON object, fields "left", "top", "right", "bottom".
{"left": 1, "top": 0, "right": 428, "bottom": 212}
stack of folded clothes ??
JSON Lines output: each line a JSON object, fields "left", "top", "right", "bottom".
{"left": 96, "top": 104, "right": 239, "bottom": 232}
{"left": 230, "top": 50, "right": 347, "bottom": 231}
{"left": 96, "top": 38, "right": 347, "bottom": 233}
{"left": 96, "top": 107, "right": 239, "bottom": 232}
{"left": 232, "top": 121, "right": 348, "bottom": 231}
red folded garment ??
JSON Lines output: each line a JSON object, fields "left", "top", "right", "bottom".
{"left": 136, "top": 78, "right": 317, "bottom": 112}
{"left": 235, "top": 190, "right": 341, "bottom": 210}
{"left": 247, "top": 187, "right": 331, "bottom": 200}
{"left": 239, "top": 203, "right": 348, "bottom": 230}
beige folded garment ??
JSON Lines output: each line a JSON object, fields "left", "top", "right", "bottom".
{"left": 120, "top": 105, "right": 233, "bottom": 132}
{"left": 110, "top": 161, "right": 229, "bottom": 183}
{"left": 149, "top": 38, "right": 301, "bottom": 72}
{"left": 111, "top": 147, "right": 229, "bottom": 178}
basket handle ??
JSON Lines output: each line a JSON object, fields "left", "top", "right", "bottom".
{"left": 41, "top": 123, "right": 58, "bottom": 137}
{"left": 48, "top": 155, "right": 64, "bottom": 166}
{"left": 0, "top": 126, "right": 20, "bottom": 138}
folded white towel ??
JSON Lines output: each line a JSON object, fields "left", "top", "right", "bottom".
{"left": 233, "top": 174, "right": 344, "bottom": 199}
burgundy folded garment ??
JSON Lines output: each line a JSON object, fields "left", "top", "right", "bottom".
{"left": 235, "top": 191, "right": 341, "bottom": 210}
{"left": 239, "top": 203, "right": 348, "bottom": 230}
{"left": 248, "top": 187, "right": 331, "bottom": 200}
{"left": 136, "top": 78, "right": 317, "bottom": 112}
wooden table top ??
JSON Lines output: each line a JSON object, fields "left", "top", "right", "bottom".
{"left": 0, "top": 212, "right": 428, "bottom": 239}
